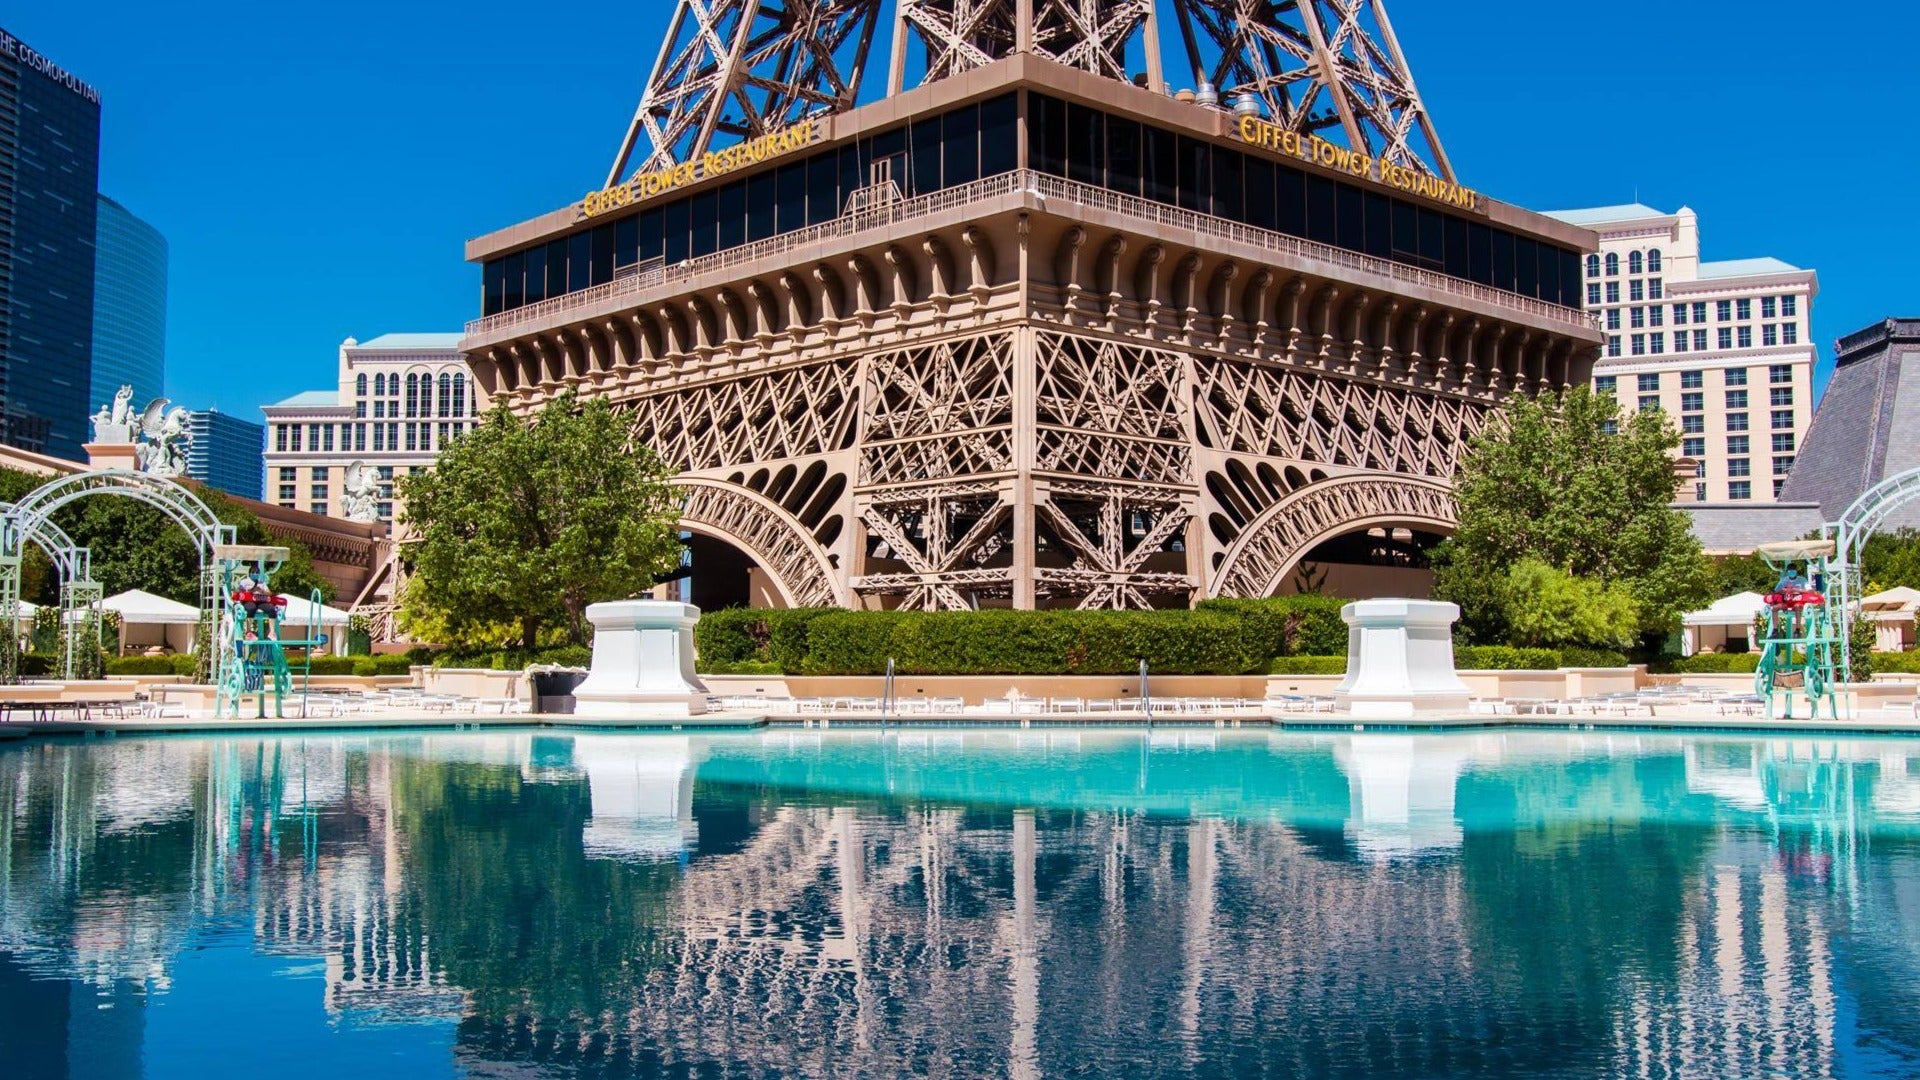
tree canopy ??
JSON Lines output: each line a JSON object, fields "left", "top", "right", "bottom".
{"left": 0, "top": 467, "right": 332, "bottom": 605}
{"left": 400, "top": 395, "right": 685, "bottom": 649}
{"left": 1431, "top": 387, "right": 1712, "bottom": 650}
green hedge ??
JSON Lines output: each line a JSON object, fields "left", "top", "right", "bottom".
{"left": 430, "top": 644, "right": 592, "bottom": 671}
{"left": 1268, "top": 655, "right": 1348, "bottom": 675}
{"left": 1196, "top": 595, "right": 1348, "bottom": 663}
{"left": 353, "top": 654, "right": 416, "bottom": 677}
{"left": 702, "top": 659, "right": 784, "bottom": 676}
{"left": 1870, "top": 650, "right": 1920, "bottom": 674}
{"left": 1561, "top": 646, "right": 1631, "bottom": 668}
{"left": 1661, "top": 652, "right": 1762, "bottom": 674}
{"left": 1454, "top": 646, "right": 1565, "bottom": 671}
{"left": 793, "top": 609, "right": 1245, "bottom": 676}
{"left": 106, "top": 655, "right": 178, "bottom": 676}
{"left": 695, "top": 608, "right": 838, "bottom": 671}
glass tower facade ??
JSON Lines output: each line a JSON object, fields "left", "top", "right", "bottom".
{"left": 184, "top": 409, "right": 264, "bottom": 501}
{"left": 0, "top": 27, "right": 102, "bottom": 460}
{"left": 90, "top": 194, "right": 166, "bottom": 411}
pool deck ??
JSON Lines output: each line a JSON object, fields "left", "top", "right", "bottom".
{"left": 4, "top": 707, "right": 1920, "bottom": 740}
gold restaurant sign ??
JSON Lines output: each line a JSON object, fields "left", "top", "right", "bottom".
{"left": 578, "top": 118, "right": 824, "bottom": 220}
{"left": 1234, "top": 115, "right": 1484, "bottom": 214}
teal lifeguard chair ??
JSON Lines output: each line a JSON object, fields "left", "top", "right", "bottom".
{"left": 1753, "top": 539, "right": 1841, "bottom": 721}
{"left": 214, "top": 545, "right": 328, "bottom": 719}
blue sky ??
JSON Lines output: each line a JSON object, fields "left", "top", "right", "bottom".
{"left": 15, "top": 0, "right": 1916, "bottom": 419}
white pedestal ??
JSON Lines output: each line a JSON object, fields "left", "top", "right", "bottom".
{"left": 572, "top": 601, "right": 710, "bottom": 718}
{"left": 1332, "top": 599, "right": 1472, "bottom": 718}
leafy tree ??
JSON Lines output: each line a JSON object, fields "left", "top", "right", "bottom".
{"left": 1431, "top": 387, "right": 1712, "bottom": 650}
{"left": 1500, "top": 558, "right": 1640, "bottom": 650}
{"left": 401, "top": 395, "right": 685, "bottom": 649}
{"left": 0, "top": 466, "right": 332, "bottom": 606}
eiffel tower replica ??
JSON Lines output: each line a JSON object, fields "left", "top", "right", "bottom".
{"left": 461, "top": 0, "right": 1602, "bottom": 611}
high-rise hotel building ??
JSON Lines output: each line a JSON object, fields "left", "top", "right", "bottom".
{"left": 1544, "top": 204, "right": 1817, "bottom": 502}
{"left": 262, "top": 334, "right": 476, "bottom": 521}
{"left": 0, "top": 26, "right": 101, "bottom": 460}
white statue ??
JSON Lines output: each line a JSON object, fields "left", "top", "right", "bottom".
{"left": 89, "top": 385, "right": 139, "bottom": 444}
{"left": 341, "top": 460, "right": 380, "bottom": 522}
{"left": 135, "top": 398, "right": 193, "bottom": 478}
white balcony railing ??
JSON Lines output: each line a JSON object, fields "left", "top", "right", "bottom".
{"left": 466, "top": 169, "right": 1599, "bottom": 340}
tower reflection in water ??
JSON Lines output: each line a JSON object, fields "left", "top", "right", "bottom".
{"left": 2, "top": 729, "right": 1919, "bottom": 1079}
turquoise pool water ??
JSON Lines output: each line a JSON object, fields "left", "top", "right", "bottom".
{"left": 2, "top": 727, "right": 1918, "bottom": 1078}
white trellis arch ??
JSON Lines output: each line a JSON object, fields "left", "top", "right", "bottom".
{"left": 1822, "top": 466, "right": 1920, "bottom": 682}
{"left": 0, "top": 470, "right": 237, "bottom": 684}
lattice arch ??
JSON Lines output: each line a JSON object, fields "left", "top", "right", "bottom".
{"left": 1208, "top": 474, "right": 1454, "bottom": 598}
{"left": 678, "top": 478, "right": 844, "bottom": 608}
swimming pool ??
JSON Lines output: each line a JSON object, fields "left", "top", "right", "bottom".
{"left": 1, "top": 728, "right": 1916, "bottom": 1078}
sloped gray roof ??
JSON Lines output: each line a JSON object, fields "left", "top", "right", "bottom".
{"left": 1782, "top": 319, "right": 1920, "bottom": 526}
{"left": 1683, "top": 502, "right": 1828, "bottom": 554}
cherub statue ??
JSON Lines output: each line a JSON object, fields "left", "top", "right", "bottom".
{"left": 89, "top": 385, "right": 139, "bottom": 444}
{"left": 341, "top": 460, "right": 380, "bottom": 522}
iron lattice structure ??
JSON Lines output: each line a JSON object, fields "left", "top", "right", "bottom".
{"left": 889, "top": 0, "right": 1164, "bottom": 94}
{"left": 610, "top": 0, "right": 884, "bottom": 184}
{"left": 1173, "top": 0, "right": 1454, "bottom": 180}
{"left": 621, "top": 0, "right": 1450, "bottom": 186}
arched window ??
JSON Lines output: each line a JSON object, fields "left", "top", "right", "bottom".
{"left": 373, "top": 373, "right": 386, "bottom": 396}
{"left": 1604, "top": 252, "right": 1620, "bottom": 276}
{"left": 355, "top": 373, "right": 367, "bottom": 397}
{"left": 1586, "top": 254, "right": 1601, "bottom": 277}
{"left": 405, "top": 373, "right": 419, "bottom": 418}
{"left": 452, "top": 374, "right": 467, "bottom": 417}
{"left": 1629, "top": 251, "right": 1644, "bottom": 275}
{"left": 438, "top": 372, "right": 452, "bottom": 416}
{"left": 1648, "top": 249, "right": 1663, "bottom": 272}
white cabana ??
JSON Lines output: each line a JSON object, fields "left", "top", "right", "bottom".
{"left": 279, "top": 595, "right": 352, "bottom": 656}
{"left": 1861, "top": 586, "right": 1920, "bottom": 653}
{"left": 1681, "top": 591, "right": 1766, "bottom": 657}
{"left": 98, "top": 588, "right": 200, "bottom": 657}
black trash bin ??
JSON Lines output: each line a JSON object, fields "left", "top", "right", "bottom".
{"left": 530, "top": 669, "right": 588, "bottom": 715}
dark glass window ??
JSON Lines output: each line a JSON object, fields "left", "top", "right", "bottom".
{"left": 1031, "top": 93, "right": 1067, "bottom": 176}
{"left": 1305, "top": 175, "right": 1336, "bottom": 244}
{"left": 1513, "top": 235, "right": 1537, "bottom": 298}
{"left": 689, "top": 191, "right": 718, "bottom": 259}
{"left": 568, "top": 231, "right": 592, "bottom": 289}
{"left": 614, "top": 215, "right": 638, "bottom": 269}
{"left": 1276, "top": 165, "right": 1305, "bottom": 237}
{"left": 639, "top": 208, "right": 664, "bottom": 262}
{"left": 1335, "top": 184, "right": 1364, "bottom": 251}
{"left": 1467, "top": 223, "right": 1492, "bottom": 284}
{"left": 980, "top": 93, "right": 1017, "bottom": 176}
{"left": 1417, "top": 207, "right": 1444, "bottom": 270}
{"left": 1444, "top": 216, "right": 1470, "bottom": 280}
{"left": 808, "top": 151, "right": 840, "bottom": 225}
{"left": 545, "top": 239, "right": 566, "bottom": 297}
{"left": 483, "top": 259, "right": 505, "bottom": 316}
{"left": 1361, "top": 192, "right": 1391, "bottom": 259}
{"left": 1178, "top": 137, "right": 1210, "bottom": 213}
{"left": 1491, "top": 229, "right": 1514, "bottom": 292}
{"left": 910, "top": 117, "right": 942, "bottom": 196}
{"left": 1560, "top": 249, "right": 1583, "bottom": 307}
{"left": 776, "top": 162, "right": 808, "bottom": 232}
{"left": 503, "top": 252, "right": 524, "bottom": 310}
{"left": 1211, "top": 146, "right": 1243, "bottom": 221}
{"left": 591, "top": 223, "right": 615, "bottom": 283}
{"left": 1106, "top": 117, "right": 1142, "bottom": 196}
{"left": 838, "top": 143, "right": 863, "bottom": 205}
{"left": 943, "top": 104, "right": 979, "bottom": 188}
{"left": 662, "top": 199, "right": 690, "bottom": 263}
{"left": 1390, "top": 200, "right": 1418, "bottom": 262}
{"left": 718, "top": 180, "right": 746, "bottom": 249}
{"left": 1144, "top": 125, "right": 1177, "bottom": 204}
{"left": 1244, "top": 157, "right": 1276, "bottom": 230}
{"left": 746, "top": 171, "right": 776, "bottom": 241}
{"left": 523, "top": 245, "right": 547, "bottom": 304}
{"left": 1067, "top": 102, "right": 1103, "bottom": 186}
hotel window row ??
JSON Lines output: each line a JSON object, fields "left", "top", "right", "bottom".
{"left": 352, "top": 371, "right": 472, "bottom": 419}
{"left": 274, "top": 421, "right": 473, "bottom": 454}
{"left": 482, "top": 91, "right": 1587, "bottom": 317}
{"left": 1588, "top": 250, "right": 1665, "bottom": 277}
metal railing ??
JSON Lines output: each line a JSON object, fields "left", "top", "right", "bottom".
{"left": 466, "top": 168, "right": 1599, "bottom": 340}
